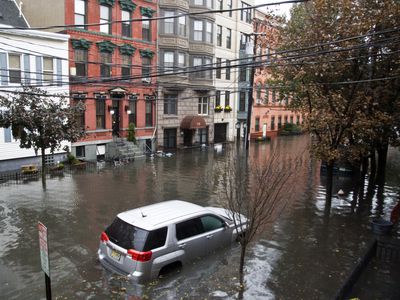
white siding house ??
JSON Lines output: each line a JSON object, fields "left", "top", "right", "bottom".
{"left": 0, "top": 25, "right": 70, "bottom": 172}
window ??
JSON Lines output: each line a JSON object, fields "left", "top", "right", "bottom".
{"left": 284, "top": 115, "right": 288, "bottom": 124}
{"left": 121, "top": 54, "right": 131, "bottom": 78}
{"left": 227, "top": 0, "right": 232, "bottom": 17}
{"left": 240, "top": 33, "right": 250, "bottom": 50}
{"left": 100, "top": 5, "right": 111, "bottom": 34}
{"left": 96, "top": 98, "right": 105, "bottom": 129}
{"left": 76, "top": 146, "right": 85, "bottom": 158}
{"left": 191, "top": 56, "right": 212, "bottom": 79}
{"left": 199, "top": 128, "right": 208, "bottom": 144}
{"left": 145, "top": 100, "right": 153, "bottom": 127}
{"left": 215, "top": 90, "right": 221, "bottom": 106}
{"left": 271, "top": 116, "right": 275, "bottom": 130}
{"left": 142, "top": 57, "right": 151, "bottom": 81}
{"left": 296, "top": 115, "right": 300, "bottom": 125}
{"left": 9, "top": 54, "right": 21, "bottom": 83}
{"left": 164, "top": 94, "right": 177, "bottom": 115}
{"left": 255, "top": 117, "right": 260, "bottom": 131}
{"left": 74, "top": 49, "right": 87, "bottom": 78}
{"left": 239, "top": 66, "right": 246, "bottom": 82}
{"left": 73, "top": 97, "right": 85, "bottom": 130}
{"left": 217, "top": 25, "right": 222, "bottom": 46}
{"left": 216, "top": 58, "right": 221, "bottom": 79}
{"left": 121, "top": 10, "right": 131, "bottom": 37}
{"left": 226, "top": 28, "right": 231, "bottom": 49}
{"left": 194, "top": 0, "right": 203, "bottom": 5}
{"left": 224, "top": 90, "right": 230, "bottom": 106}
{"left": 264, "top": 87, "right": 269, "bottom": 103}
{"left": 290, "top": 115, "right": 294, "bottom": 124}
{"left": 43, "top": 57, "right": 53, "bottom": 83}
{"left": 176, "top": 218, "right": 204, "bottom": 240}
{"left": 225, "top": 59, "right": 231, "bottom": 80}
{"left": 143, "top": 227, "right": 168, "bottom": 251}
{"left": 164, "top": 51, "right": 174, "bottom": 73}
{"left": 178, "top": 52, "right": 185, "bottom": 69}
{"left": 178, "top": 16, "right": 186, "bottom": 36}
{"left": 217, "top": 0, "right": 223, "bottom": 10}
{"left": 194, "top": 20, "right": 203, "bottom": 41}
{"left": 128, "top": 98, "right": 137, "bottom": 125}
{"left": 241, "top": 2, "right": 252, "bottom": 23}
{"left": 100, "top": 52, "right": 112, "bottom": 77}
{"left": 201, "top": 215, "right": 224, "bottom": 232}
{"left": 204, "top": 57, "right": 212, "bottom": 78}
{"left": 256, "top": 87, "right": 261, "bottom": 100}
{"left": 239, "top": 91, "right": 246, "bottom": 111}
{"left": 278, "top": 116, "right": 282, "bottom": 129}
{"left": 272, "top": 89, "right": 276, "bottom": 102}
{"left": 205, "top": 22, "right": 212, "bottom": 43}
{"left": 164, "top": 11, "right": 174, "bottom": 34}
{"left": 198, "top": 96, "right": 208, "bottom": 115}
{"left": 74, "top": 0, "right": 86, "bottom": 28}
{"left": 206, "top": 0, "right": 213, "bottom": 9}
{"left": 142, "top": 17, "right": 151, "bottom": 41}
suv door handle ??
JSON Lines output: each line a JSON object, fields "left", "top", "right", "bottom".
{"left": 206, "top": 234, "right": 214, "bottom": 239}
{"left": 178, "top": 243, "right": 186, "bottom": 249}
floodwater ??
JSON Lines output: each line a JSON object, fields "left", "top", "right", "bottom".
{"left": 0, "top": 135, "right": 399, "bottom": 300}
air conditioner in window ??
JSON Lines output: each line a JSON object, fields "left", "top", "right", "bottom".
{"left": 256, "top": 99, "right": 262, "bottom": 104}
{"left": 142, "top": 78, "right": 151, "bottom": 83}
{"left": 70, "top": 67, "right": 76, "bottom": 76}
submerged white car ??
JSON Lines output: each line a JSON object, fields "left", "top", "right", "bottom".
{"left": 98, "top": 200, "right": 247, "bottom": 282}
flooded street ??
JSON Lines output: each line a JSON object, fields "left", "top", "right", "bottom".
{"left": 1, "top": 135, "right": 399, "bottom": 299}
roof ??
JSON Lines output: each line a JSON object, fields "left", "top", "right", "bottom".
{"left": 0, "top": 0, "right": 29, "bottom": 28}
{"left": 118, "top": 200, "right": 208, "bottom": 230}
{"left": 180, "top": 115, "right": 206, "bottom": 129}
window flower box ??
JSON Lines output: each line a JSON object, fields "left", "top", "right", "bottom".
{"left": 214, "top": 105, "right": 223, "bottom": 113}
{"left": 224, "top": 105, "right": 232, "bottom": 112}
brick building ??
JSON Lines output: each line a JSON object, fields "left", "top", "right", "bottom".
{"left": 250, "top": 9, "right": 302, "bottom": 140}
{"left": 23, "top": 0, "right": 157, "bottom": 160}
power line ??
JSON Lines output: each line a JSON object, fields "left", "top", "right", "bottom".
{"left": 0, "top": 1, "right": 308, "bottom": 31}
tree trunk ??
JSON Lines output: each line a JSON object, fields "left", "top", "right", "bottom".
{"left": 367, "top": 150, "right": 376, "bottom": 192}
{"left": 41, "top": 147, "right": 46, "bottom": 189}
{"left": 238, "top": 243, "right": 247, "bottom": 292}
{"left": 376, "top": 142, "right": 388, "bottom": 191}
{"left": 325, "top": 160, "right": 334, "bottom": 202}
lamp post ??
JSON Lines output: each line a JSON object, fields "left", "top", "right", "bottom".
{"left": 236, "top": 122, "right": 241, "bottom": 144}
{"left": 245, "top": 24, "right": 265, "bottom": 150}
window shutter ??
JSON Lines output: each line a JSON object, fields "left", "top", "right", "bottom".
{"left": 24, "top": 54, "right": 31, "bottom": 85}
{"left": 36, "top": 56, "right": 43, "bottom": 85}
{"left": 56, "top": 58, "right": 62, "bottom": 86}
{"left": 0, "top": 53, "right": 8, "bottom": 86}
{"left": 4, "top": 127, "right": 12, "bottom": 143}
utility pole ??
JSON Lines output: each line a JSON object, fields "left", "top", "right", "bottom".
{"left": 245, "top": 22, "right": 260, "bottom": 150}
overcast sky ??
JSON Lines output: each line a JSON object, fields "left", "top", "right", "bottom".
{"left": 255, "top": 0, "right": 293, "bottom": 18}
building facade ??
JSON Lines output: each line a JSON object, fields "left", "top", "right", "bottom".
{"left": 23, "top": 0, "right": 158, "bottom": 160}
{"left": 0, "top": 0, "right": 70, "bottom": 171}
{"left": 156, "top": 0, "right": 215, "bottom": 150}
{"left": 214, "top": 0, "right": 254, "bottom": 143}
{"left": 250, "top": 9, "right": 302, "bottom": 140}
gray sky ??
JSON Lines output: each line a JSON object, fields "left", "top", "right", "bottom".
{"left": 255, "top": 0, "right": 293, "bottom": 18}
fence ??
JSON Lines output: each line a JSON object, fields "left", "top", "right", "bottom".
{"left": 0, "top": 161, "right": 98, "bottom": 186}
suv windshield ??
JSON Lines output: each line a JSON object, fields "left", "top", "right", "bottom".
{"left": 105, "top": 217, "right": 148, "bottom": 251}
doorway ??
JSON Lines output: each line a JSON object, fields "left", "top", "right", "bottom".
{"left": 111, "top": 100, "right": 120, "bottom": 137}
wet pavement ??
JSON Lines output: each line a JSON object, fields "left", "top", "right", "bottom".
{"left": 0, "top": 135, "right": 399, "bottom": 299}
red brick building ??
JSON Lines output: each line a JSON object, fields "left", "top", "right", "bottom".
{"left": 23, "top": 0, "right": 157, "bottom": 160}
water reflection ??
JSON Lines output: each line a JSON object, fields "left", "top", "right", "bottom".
{"left": 0, "top": 135, "right": 399, "bottom": 299}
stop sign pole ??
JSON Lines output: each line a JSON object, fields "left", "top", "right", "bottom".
{"left": 38, "top": 222, "right": 52, "bottom": 300}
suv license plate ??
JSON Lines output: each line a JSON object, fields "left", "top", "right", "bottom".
{"left": 110, "top": 249, "right": 121, "bottom": 261}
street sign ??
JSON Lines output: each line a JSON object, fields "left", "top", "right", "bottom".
{"left": 38, "top": 222, "right": 50, "bottom": 276}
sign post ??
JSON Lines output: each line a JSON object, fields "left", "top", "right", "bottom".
{"left": 38, "top": 222, "right": 51, "bottom": 300}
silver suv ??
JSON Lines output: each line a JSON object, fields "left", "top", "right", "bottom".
{"left": 98, "top": 200, "right": 246, "bottom": 282}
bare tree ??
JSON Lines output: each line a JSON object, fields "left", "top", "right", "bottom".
{"left": 218, "top": 150, "right": 304, "bottom": 294}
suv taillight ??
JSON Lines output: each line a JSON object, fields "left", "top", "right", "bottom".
{"left": 100, "top": 232, "right": 109, "bottom": 243}
{"left": 127, "top": 249, "right": 152, "bottom": 262}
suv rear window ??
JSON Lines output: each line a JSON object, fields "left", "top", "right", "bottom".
{"left": 105, "top": 218, "right": 167, "bottom": 251}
